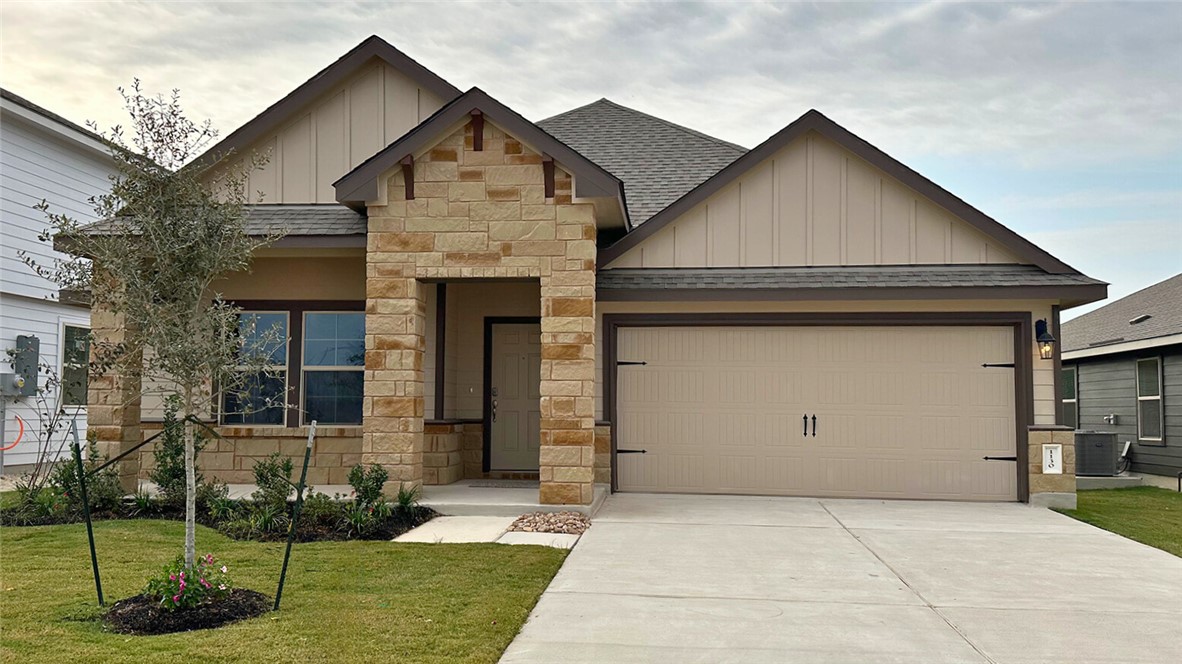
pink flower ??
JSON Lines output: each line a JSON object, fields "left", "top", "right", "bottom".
{"left": 218, "top": 584, "right": 226, "bottom": 591}
{"left": 205, "top": 554, "right": 214, "bottom": 564}
{"left": 169, "top": 574, "right": 176, "bottom": 581}
{"left": 172, "top": 595, "right": 180, "bottom": 604}
{"left": 179, "top": 580, "right": 186, "bottom": 591}
{"left": 220, "top": 565, "right": 227, "bottom": 574}
{"left": 179, "top": 571, "right": 185, "bottom": 579}
{"left": 200, "top": 578, "right": 211, "bottom": 589}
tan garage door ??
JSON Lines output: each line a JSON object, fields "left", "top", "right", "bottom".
{"left": 616, "top": 326, "right": 1017, "bottom": 501}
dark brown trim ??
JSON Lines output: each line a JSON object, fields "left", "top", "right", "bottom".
{"left": 597, "top": 109, "right": 1079, "bottom": 275}
{"left": 400, "top": 155, "right": 415, "bottom": 200}
{"left": 470, "top": 110, "right": 484, "bottom": 151}
{"left": 1051, "top": 304, "right": 1063, "bottom": 427}
{"left": 602, "top": 311, "right": 1033, "bottom": 502}
{"left": 597, "top": 284, "right": 1107, "bottom": 308}
{"left": 482, "top": 316, "right": 542, "bottom": 473}
{"left": 229, "top": 299, "right": 365, "bottom": 428}
{"left": 189, "top": 36, "right": 460, "bottom": 171}
{"left": 542, "top": 155, "right": 555, "bottom": 198}
{"left": 335, "top": 87, "right": 624, "bottom": 208}
{"left": 434, "top": 284, "right": 447, "bottom": 420}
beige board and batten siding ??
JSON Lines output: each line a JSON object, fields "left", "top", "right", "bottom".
{"left": 206, "top": 62, "right": 445, "bottom": 203}
{"left": 606, "top": 132, "right": 1020, "bottom": 269}
{"left": 615, "top": 325, "right": 1017, "bottom": 500}
{"left": 595, "top": 299, "right": 1058, "bottom": 425}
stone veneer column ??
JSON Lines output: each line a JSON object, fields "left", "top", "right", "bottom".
{"left": 87, "top": 301, "right": 142, "bottom": 492}
{"left": 1027, "top": 425, "right": 1077, "bottom": 509}
{"left": 362, "top": 250, "right": 427, "bottom": 493}
{"left": 363, "top": 120, "right": 598, "bottom": 504}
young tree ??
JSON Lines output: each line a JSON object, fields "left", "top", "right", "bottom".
{"left": 26, "top": 81, "right": 278, "bottom": 568}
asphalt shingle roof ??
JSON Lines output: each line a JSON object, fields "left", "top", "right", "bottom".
{"left": 1061, "top": 273, "right": 1182, "bottom": 352}
{"left": 538, "top": 99, "right": 746, "bottom": 225}
{"left": 79, "top": 204, "right": 366, "bottom": 237}
{"left": 597, "top": 265, "right": 1105, "bottom": 292}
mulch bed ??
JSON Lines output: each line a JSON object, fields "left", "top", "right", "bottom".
{"left": 104, "top": 589, "right": 270, "bottom": 635}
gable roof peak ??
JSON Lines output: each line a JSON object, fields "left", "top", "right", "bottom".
{"left": 189, "top": 35, "right": 460, "bottom": 170}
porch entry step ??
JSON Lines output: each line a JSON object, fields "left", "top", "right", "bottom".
{"left": 467, "top": 480, "right": 539, "bottom": 489}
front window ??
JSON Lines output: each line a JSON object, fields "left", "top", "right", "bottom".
{"left": 301, "top": 312, "right": 365, "bottom": 425}
{"left": 1060, "top": 366, "right": 1078, "bottom": 429}
{"left": 221, "top": 312, "right": 289, "bottom": 425}
{"left": 61, "top": 324, "right": 89, "bottom": 407}
{"left": 1136, "top": 358, "right": 1163, "bottom": 442}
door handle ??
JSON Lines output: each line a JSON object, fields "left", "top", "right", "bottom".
{"left": 811, "top": 415, "right": 817, "bottom": 437}
{"left": 803, "top": 414, "right": 808, "bottom": 437}
{"left": 492, "top": 399, "right": 497, "bottom": 423}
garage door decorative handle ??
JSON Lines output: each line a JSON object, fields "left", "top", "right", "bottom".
{"left": 811, "top": 415, "right": 817, "bottom": 437}
{"left": 803, "top": 414, "right": 808, "bottom": 437}
{"left": 982, "top": 455, "right": 1018, "bottom": 461}
{"left": 617, "top": 360, "right": 647, "bottom": 366}
{"left": 617, "top": 448, "right": 647, "bottom": 454}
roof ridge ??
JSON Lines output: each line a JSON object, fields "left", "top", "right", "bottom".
{"left": 593, "top": 98, "right": 748, "bottom": 153}
{"left": 1, "top": 87, "right": 108, "bottom": 146}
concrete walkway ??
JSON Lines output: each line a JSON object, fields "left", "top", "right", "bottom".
{"left": 501, "top": 493, "right": 1182, "bottom": 663}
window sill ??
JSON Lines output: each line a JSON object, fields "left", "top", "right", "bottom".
{"left": 1137, "top": 439, "right": 1167, "bottom": 448}
{"left": 214, "top": 424, "right": 363, "bottom": 438}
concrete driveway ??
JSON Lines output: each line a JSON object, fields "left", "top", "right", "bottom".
{"left": 501, "top": 494, "right": 1182, "bottom": 663}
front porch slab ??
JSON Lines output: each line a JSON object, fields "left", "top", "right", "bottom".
{"left": 421, "top": 480, "right": 607, "bottom": 517}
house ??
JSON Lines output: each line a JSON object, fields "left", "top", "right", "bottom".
{"left": 74, "top": 36, "right": 1106, "bottom": 508}
{"left": 1062, "top": 273, "right": 1181, "bottom": 478}
{"left": 1, "top": 89, "right": 114, "bottom": 474}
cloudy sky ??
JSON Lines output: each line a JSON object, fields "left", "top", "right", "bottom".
{"left": 3, "top": 1, "right": 1179, "bottom": 317}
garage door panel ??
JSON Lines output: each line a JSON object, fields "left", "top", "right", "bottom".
{"left": 617, "top": 325, "right": 1018, "bottom": 501}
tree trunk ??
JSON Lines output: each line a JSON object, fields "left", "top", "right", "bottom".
{"left": 183, "top": 386, "right": 197, "bottom": 569}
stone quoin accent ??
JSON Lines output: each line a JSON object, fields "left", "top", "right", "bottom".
{"left": 363, "top": 119, "right": 597, "bottom": 505}
{"left": 86, "top": 299, "right": 143, "bottom": 492}
{"left": 1027, "top": 425, "right": 1077, "bottom": 509}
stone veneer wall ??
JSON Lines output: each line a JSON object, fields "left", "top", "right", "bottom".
{"left": 594, "top": 424, "right": 610, "bottom": 484}
{"left": 87, "top": 298, "right": 142, "bottom": 492}
{"left": 423, "top": 422, "right": 481, "bottom": 485}
{"left": 135, "top": 424, "right": 362, "bottom": 486}
{"left": 1027, "top": 425, "right": 1077, "bottom": 509}
{"left": 363, "top": 119, "right": 598, "bottom": 504}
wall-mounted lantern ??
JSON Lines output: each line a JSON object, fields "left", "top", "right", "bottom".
{"left": 1035, "top": 319, "right": 1056, "bottom": 360}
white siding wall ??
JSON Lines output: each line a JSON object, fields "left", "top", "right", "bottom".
{"left": 1, "top": 102, "right": 115, "bottom": 469}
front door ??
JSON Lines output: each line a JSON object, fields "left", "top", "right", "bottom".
{"left": 490, "top": 323, "right": 541, "bottom": 471}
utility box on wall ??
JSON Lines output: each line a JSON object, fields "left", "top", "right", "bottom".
{"left": 13, "top": 335, "right": 39, "bottom": 397}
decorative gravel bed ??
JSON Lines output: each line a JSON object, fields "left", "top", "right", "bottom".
{"left": 509, "top": 511, "right": 591, "bottom": 535}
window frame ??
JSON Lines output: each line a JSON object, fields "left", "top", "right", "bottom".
{"left": 1060, "top": 365, "right": 1078, "bottom": 429}
{"left": 58, "top": 319, "right": 90, "bottom": 409}
{"left": 299, "top": 310, "right": 365, "bottom": 426}
{"left": 1135, "top": 357, "right": 1164, "bottom": 444}
{"left": 222, "top": 301, "right": 365, "bottom": 428}
{"left": 219, "top": 310, "right": 291, "bottom": 427}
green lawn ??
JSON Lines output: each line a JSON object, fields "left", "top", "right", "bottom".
{"left": 1057, "top": 486, "right": 1182, "bottom": 557}
{"left": 0, "top": 520, "right": 566, "bottom": 663}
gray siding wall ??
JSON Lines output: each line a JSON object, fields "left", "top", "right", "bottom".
{"left": 1066, "top": 345, "right": 1182, "bottom": 476}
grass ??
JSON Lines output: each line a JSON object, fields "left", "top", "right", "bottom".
{"left": 1056, "top": 486, "right": 1182, "bottom": 557}
{"left": 0, "top": 519, "right": 567, "bottom": 663}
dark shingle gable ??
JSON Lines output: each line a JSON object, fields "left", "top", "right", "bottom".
{"left": 537, "top": 99, "right": 746, "bottom": 226}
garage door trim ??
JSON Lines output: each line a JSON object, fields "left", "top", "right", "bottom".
{"left": 603, "top": 312, "right": 1034, "bottom": 501}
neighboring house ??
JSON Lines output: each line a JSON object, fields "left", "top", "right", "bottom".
{"left": 1, "top": 89, "right": 114, "bottom": 473}
{"left": 72, "top": 36, "right": 1106, "bottom": 507}
{"left": 1062, "top": 274, "right": 1182, "bottom": 477}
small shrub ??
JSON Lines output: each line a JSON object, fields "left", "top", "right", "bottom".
{"left": 50, "top": 434, "right": 124, "bottom": 513}
{"left": 248, "top": 502, "right": 288, "bottom": 536}
{"left": 129, "top": 489, "right": 156, "bottom": 517}
{"left": 394, "top": 483, "right": 420, "bottom": 516}
{"left": 347, "top": 464, "right": 388, "bottom": 506}
{"left": 341, "top": 501, "right": 376, "bottom": 538}
{"left": 205, "top": 496, "right": 241, "bottom": 525}
{"left": 251, "top": 453, "right": 293, "bottom": 509}
{"left": 144, "top": 553, "right": 232, "bottom": 611}
{"left": 149, "top": 396, "right": 209, "bottom": 508}
{"left": 219, "top": 519, "right": 254, "bottom": 540}
{"left": 196, "top": 479, "right": 229, "bottom": 514}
